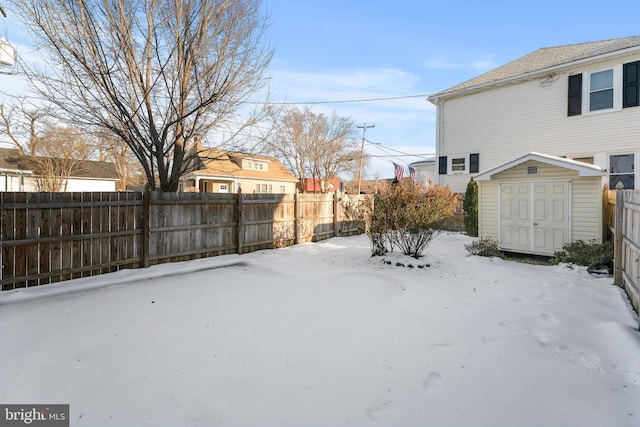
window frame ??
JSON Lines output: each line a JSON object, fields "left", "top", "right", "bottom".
{"left": 583, "top": 65, "right": 623, "bottom": 114}
{"left": 449, "top": 154, "right": 468, "bottom": 174}
{"left": 588, "top": 69, "right": 614, "bottom": 111}
{"left": 609, "top": 153, "right": 635, "bottom": 190}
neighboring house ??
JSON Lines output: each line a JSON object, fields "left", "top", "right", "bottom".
{"left": 298, "top": 178, "right": 341, "bottom": 193}
{"left": 0, "top": 148, "right": 119, "bottom": 192}
{"left": 408, "top": 157, "right": 436, "bottom": 185}
{"left": 343, "top": 178, "right": 390, "bottom": 194}
{"left": 179, "top": 150, "right": 298, "bottom": 194}
{"left": 428, "top": 36, "right": 640, "bottom": 255}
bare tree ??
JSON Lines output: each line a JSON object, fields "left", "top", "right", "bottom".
{"left": 95, "top": 134, "right": 145, "bottom": 190}
{"left": 263, "top": 106, "right": 359, "bottom": 192}
{"left": 0, "top": 99, "right": 48, "bottom": 155}
{"left": 9, "top": 0, "right": 273, "bottom": 192}
{"left": 24, "top": 125, "right": 94, "bottom": 191}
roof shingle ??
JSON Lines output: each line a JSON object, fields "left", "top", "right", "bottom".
{"left": 429, "top": 36, "right": 640, "bottom": 101}
{"left": 194, "top": 150, "right": 298, "bottom": 181}
{"left": 0, "top": 148, "right": 119, "bottom": 179}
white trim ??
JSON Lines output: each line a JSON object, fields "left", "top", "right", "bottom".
{"left": 568, "top": 181, "right": 573, "bottom": 243}
{"left": 475, "top": 152, "right": 605, "bottom": 181}
{"left": 582, "top": 64, "right": 623, "bottom": 115}
{"left": 607, "top": 152, "right": 637, "bottom": 189}
{"left": 448, "top": 153, "right": 469, "bottom": 174}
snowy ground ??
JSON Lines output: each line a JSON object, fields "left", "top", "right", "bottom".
{"left": 1, "top": 232, "right": 639, "bottom": 427}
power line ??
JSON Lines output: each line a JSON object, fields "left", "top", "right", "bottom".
{"left": 251, "top": 94, "right": 432, "bottom": 105}
{"left": 367, "top": 154, "right": 434, "bottom": 158}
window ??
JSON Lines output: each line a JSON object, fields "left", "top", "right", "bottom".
{"left": 568, "top": 61, "right": 640, "bottom": 116}
{"left": 203, "top": 181, "right": 208, "bottom": 192}
{"left": 219, "top": 183, "right": 229, "bottom": 193}
{"left": 590, "top": 69, "right": 613, "bottom": 111}
{"left": 610, "top": 154, "right": 634, "bottom": 189}
{"left": 451, "top": 157, "right": 466, "bottom": 172}
{"left": 280, "top": 186, "right": 285, "bottom": 193}
{"left": 572, "top": 156, "right": 594, "bottom": 164}
{"left": 527, "top": 166, "right": 538, "bottom": 175}
{"left": 439, "top": 154, "right": 476, "bottom": 174}
{"left": 255, "top": 184, "right": 260, "bottom": 193}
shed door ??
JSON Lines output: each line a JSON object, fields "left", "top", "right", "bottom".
{"left": 500, "top": 181, "right": 570, "bottom": 255}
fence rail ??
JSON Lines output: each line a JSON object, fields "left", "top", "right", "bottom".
{"left": 1, "top": 190, "right": 367, "bottom": 291}
{"left": 605, "top": 189, "right": 640, "bottom": 320}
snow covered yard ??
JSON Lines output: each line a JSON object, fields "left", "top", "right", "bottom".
{"left": 0, "top": 232, "right": 639, "bottom": 427}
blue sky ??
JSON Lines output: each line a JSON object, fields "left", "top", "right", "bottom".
{"left": 1, "top": 1, "right": 638, "bottom": 179}
{"left": 263, "top": 0, "right": 639, "bottom": 178}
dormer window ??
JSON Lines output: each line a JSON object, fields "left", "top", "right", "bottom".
{"left": 242, "top": 159, "right": 268, "bottom": 171}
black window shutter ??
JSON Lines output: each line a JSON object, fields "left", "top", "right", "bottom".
{"left": 438, "top": 156, "right": 447, "bottom": 175}
{"left": 568, "top": 74, "right": 582, "bottom": 116}
{"left": 469, "top": 153, "right": 480, "bottom": 173}
{"left": 623, "top": 61, "right": 640, "bottom": 108}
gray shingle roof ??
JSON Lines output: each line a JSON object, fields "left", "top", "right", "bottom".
{"left": 429, "top": 36, "right": 640, "bottom": 101}
{"left": 0, "top": 148, "right": 119, "bottom": 179}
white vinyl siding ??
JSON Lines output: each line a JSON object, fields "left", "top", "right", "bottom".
{"left": 435, "top": 54, "right": 640, "bottom": 193}
{"left": 478, "top": 161, "right": 602, "bottom": 245}
{"left": 478, "top": 177, "right": 500, "bottom": 240}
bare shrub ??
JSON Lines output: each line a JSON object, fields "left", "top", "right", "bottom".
{"left": 346, "top": 181, "right": 460, "bottom": 258}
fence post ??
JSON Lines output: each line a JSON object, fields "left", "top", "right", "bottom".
{"left": 333, "top": 191, "right": 339, "bottom": 237}
{"left": 294, "top": 191, "right": 300, "bottom": 245}
{"left": 614, "top": 187, "right": 623, "bottom": 287}
{"left": 236, "top": 189, "right": 244, "bottom": 254}
{"left": 142, "top": 186, "right": 151, "bottom": 268}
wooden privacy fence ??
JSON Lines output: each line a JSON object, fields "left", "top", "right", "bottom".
{"left": 0, "top": 191, "right": 367, "bottom": 291}
{"left": 605, "top": 189, "right": 640, "bottom": 318}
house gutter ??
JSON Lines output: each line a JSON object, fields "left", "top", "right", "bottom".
{"left": 428, "top": 45, "right": 640, "bottom": 104}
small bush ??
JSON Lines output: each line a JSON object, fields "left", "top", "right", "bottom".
{"left": 368, "top": 181, "right": 460, "bottom": 258}
{"left": 553, "top": 240, "right": 613, "bottom": 273}
{"left": 341, "top": 196, "right": 373, "bottom": 233}
{"left": 465, "top": 237, "right": 503, "bottom": 258}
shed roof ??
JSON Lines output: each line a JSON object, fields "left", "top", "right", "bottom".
{"left": 474, "top": 152, "right": 605, "bottom": 181}
{"left": 428, "top": 36, "right": 640, "bottom": 102}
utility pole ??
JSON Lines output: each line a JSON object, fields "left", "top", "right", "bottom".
{"left": 356, "top": 123, "right": 374, "bottom": 194}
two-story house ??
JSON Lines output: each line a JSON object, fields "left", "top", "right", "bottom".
{"left": 179, "top": 150, "right": 298, "bottom": 194}
{"left": 428, "top": 36, "right": 640, "bottom": 255}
